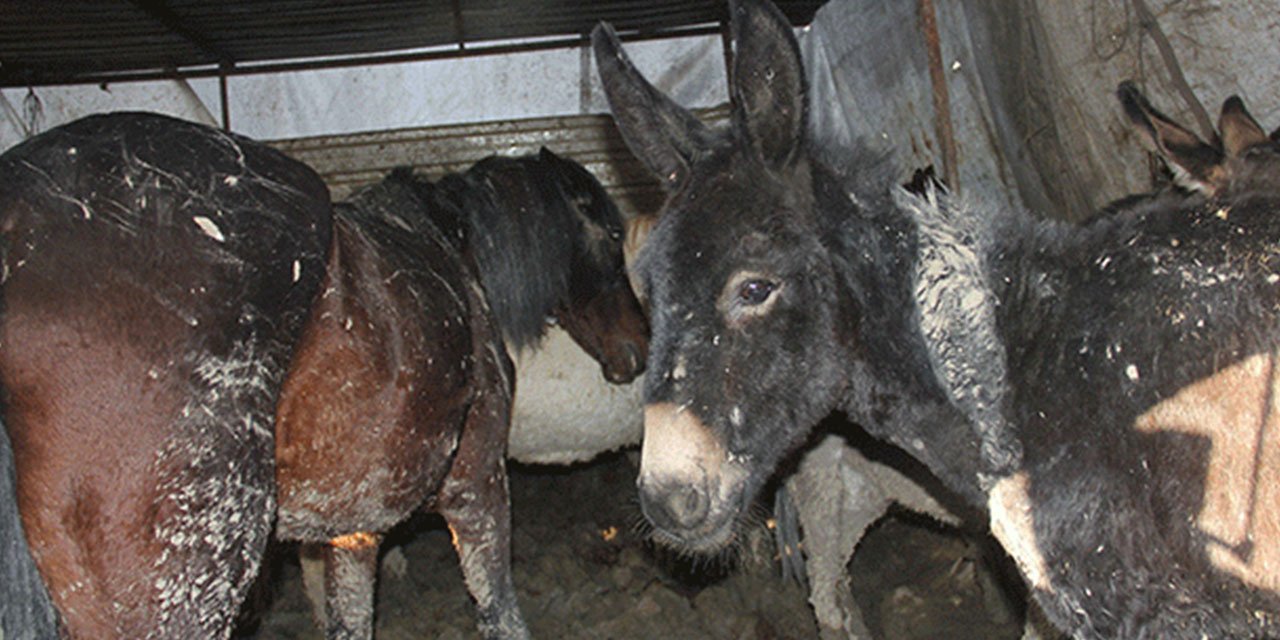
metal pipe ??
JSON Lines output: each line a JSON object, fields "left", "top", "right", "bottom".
{"left": 1, "top": 25, "right": 724, "bottom": 89}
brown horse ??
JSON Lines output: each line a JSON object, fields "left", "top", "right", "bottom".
{"left": 275, "top": 153, "right": 645, "bottom": 639}
{"left": 0, "top": 113, "right": 645, "bottom": 639}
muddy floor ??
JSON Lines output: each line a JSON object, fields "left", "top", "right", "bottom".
{"left": 245, "top": 451, "right": 1039, "bottom": 640}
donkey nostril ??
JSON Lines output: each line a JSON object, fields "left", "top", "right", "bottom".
{"left": 640, "top": 481, "right": 709, "bottom": 533}
{"left": 679, "top": 487, "right": 702, "bottom": 519}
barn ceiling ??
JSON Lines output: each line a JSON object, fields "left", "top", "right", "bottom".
{"left": 0, "top": 0, "right": 824, "bottom": 88}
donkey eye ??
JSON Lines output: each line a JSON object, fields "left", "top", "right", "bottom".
{"left": 737, "top": 279, "right": 776, "bottom": 305}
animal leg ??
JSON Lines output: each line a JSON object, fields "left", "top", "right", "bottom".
{"left": 439, "top": 396, "right": 530, "bottom": 640}
{"left": 299, "top": 542, "right": 328, "bottom": 631}
{"left": 773, "top": 484, "right": 807, "bottom": 589}
{"left": 788, "top": 436, "right": 890, "bottom": 640}
{"left": 322, "top": 532, "right": 381, "bottom": 640}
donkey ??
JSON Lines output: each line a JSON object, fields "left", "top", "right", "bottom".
{"left": 594, "top": 0, "right": 1280, "bottom": 637}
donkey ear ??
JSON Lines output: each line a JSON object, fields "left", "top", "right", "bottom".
{"left": 592, "top": 22, "right": 712, "bottom": 191}
{"left": 1219, "top": 95, "right": 1268, "bottom": 157}
{"left": 729, "top": 0, "right": 806, "bottom": 169}
{"left": 1118, "top": 81, "right": 1223, "bottom": 194}
{"left": 538, "top": 146, "right": 560, "bottom": 162}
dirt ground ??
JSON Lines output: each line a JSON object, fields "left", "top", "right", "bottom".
{"left": 244, "top": 451, "right": 1036, "bottom": 640}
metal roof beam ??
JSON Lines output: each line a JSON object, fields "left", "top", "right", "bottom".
{"left": 0, "top": 24, "right": 723, "bottom": 89}
{"left": 129, "top": 0, "right": 237, "bottom": 66}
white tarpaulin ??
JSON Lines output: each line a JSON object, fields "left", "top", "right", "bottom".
{"left": 0, "top": 34, "right": 727, "bottom": 149}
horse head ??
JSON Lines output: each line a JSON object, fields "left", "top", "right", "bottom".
{"left": 537, "top": 146, "right": 648, "bottom": 384}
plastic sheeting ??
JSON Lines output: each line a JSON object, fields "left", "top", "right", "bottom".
{"left": 4, "top": 0, "right": 1279, "bottom": 221}
{"left": 0, "top": 34, "right": 727, "bottom": 151}
{"left": 803, "top": 1, "right": 1026, "bottom": 214}
{"left": 801, "top": 0, "right": 1280, "bottom": 221}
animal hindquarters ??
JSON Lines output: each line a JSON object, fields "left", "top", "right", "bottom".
{"left": 0, "top": 113, "right": 331, "bottom": 638}
{"left": 275, "top": 216, "right": 472, "bottom": 542}
{"left": 0, "top": 224, "right": 289, "bottom": 638}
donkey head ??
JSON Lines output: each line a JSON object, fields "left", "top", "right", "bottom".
{"left": 595, "top": 0, "right": 850, "bottom": 552}
{"left": 1119, "top": 81, "right": 1280, "bottom": 199}
{"left": 538, "top": 146, "right": 648, "bottom": 384}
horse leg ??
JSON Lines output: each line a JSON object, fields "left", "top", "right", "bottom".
{"left": 439, "top": 392, "right": 529, "bottom": 640}
{"left": 299, "top": 543, "right": 329, "bottom": 631}
{"left": 321, "top": 533, "right": 381, "bottom": 640}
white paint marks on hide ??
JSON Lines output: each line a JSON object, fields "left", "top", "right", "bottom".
{"left": 988, "top": 472, "right": 1052, "bottom": 592}
{"left": 150, "top": 340, "right": 277, "bottom": 637}
{"left": 292, "top": 259, "right": 302, "bottom": 283}
{"left": 672, "top": 354, "right": 687, "bottom": 381}
{"left": 1126, "top": 364, "right": 1140, "bottom": 382}
{"left": 388, "top": 214, "right": 414, "bottom": 232}
{"left": 895, "top": 186, "right": 1019, "bottom": 471}
{"left": 223, "top": 175, "right": 239, "bottom": 187}
{"left": 192, "top": 216, "right": 225, "bottom": 243}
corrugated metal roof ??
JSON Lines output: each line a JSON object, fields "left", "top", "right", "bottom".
{"left": 0, "top": 0, "right": 823, "bottom": 87}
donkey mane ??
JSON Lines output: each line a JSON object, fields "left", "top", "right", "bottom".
{"left": 762, "top": 138, "right": 993, "bottom": 501}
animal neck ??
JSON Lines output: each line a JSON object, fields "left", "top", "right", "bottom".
{"left": 440, "top": 157, "right": 578, "bottom": 352}
{"left": 813, "top": 156, "right": 989, "bottom": 503}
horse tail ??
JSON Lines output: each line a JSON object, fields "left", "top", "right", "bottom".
{"left": 0, "top": 415, "right": 59, "bottom": 639}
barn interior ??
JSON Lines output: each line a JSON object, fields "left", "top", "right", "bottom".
{"left": 3, "top": 1, "right": 1275, "bottom": 638}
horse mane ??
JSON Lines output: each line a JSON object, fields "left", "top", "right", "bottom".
{"left": 435, "top": 154, "right": 580, "bottom": 352}
{"left": 342, "top": 157, "right": 595, "bottom": 352}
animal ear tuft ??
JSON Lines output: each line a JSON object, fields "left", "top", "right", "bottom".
{"left": 623, "top": 214, "right": 658, "bottom": 303}
{"left": 729, "top": 0, "right": 807, "bottom": 169}
{"left": 1219, "top": 95, "right": 1268, "bottom": 158}
{"left": 1117, "top": 81, "right": 1224, "bottom": 194}
{"left": 592, "top": 22, "right": 712, "bottom": 193}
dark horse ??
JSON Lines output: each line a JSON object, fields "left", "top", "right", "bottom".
{"left": 276, "top": 149, "right": 646, "bottom": 639}
{"left": 595, "top": 0, "right": 1280, "bottom": 637}
{"left": 0, "top": 112, "right": 645, "bottom": 639}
